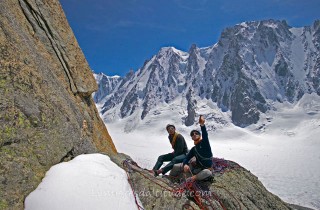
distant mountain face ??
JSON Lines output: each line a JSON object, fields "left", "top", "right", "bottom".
{"left": 93, "top": 74, "right": 121, "bottom": 103}
{"left": 94, "top": 19, "right": 320, "bottom": 129}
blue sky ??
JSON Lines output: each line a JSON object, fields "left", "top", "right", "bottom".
{"left": 60, "top": 0, "right": 320, "bottom": 76}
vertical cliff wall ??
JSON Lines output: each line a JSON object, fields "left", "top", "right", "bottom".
{"left": 0, "top": 0, "right": 117, "bottom": 208}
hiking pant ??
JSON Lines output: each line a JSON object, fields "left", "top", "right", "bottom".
{"left": 169, "top": 159, "right": 212, "bottom": 181}
{"left": 153, "top": 153, "right": 186, "bottom": 175}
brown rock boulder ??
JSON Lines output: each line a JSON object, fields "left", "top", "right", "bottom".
{"left": 112, "top": 154, "right": 292, "bottom": 210}
{"left": 0, "top": 0, "right": 117, "bottom": 209}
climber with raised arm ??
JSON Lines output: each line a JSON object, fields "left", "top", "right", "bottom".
{"left": 170, "top": 115, "right": 213, "bottom": 182}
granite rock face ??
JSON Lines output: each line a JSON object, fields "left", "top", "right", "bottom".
{"left": 0, "top": 0, "right": 116, "bottom": 208}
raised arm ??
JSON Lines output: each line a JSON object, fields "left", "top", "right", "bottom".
{"left": 199, "top": 115, "right": 208, "bottom": 142}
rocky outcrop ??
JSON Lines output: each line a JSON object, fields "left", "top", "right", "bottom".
{"left": 185, "top": 88, "right": 197, "bottom": 126}
{"left": 112, "top": 154, "right": 292, "bottom": 210}
{"left": 0, "top": 0, "right": 117, "bottom": 209}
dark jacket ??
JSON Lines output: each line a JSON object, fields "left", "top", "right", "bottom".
{"left": 169, "top": 133, "right": 188, "bottom": 157}
{"left": 183, "top": 125, "right": 213, "bottom": 168}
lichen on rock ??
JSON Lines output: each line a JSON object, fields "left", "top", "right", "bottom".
{"left": 0, "top": 0, "right": 116, "bottom": 209}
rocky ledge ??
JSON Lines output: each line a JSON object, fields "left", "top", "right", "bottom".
{"left": 112, "top": 153, "right": 293, "bottom": 210}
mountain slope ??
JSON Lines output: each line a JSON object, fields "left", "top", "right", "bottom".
{"left": 95, "top": 19, "right": 320, "bottom": 130}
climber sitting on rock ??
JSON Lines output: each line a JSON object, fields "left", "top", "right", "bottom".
{"left": 151, "top": 124, "right": 188, "bottom": 177}
{"left": 169, "top": 115, "right": 213, "bottom": 183}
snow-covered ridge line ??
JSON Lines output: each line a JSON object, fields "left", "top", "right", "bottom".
{"left": 94, "top": 19, "right": 320, "bottom": 131}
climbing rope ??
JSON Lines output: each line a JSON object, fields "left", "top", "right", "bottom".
{"left": 122, "top": 158, "right": 232, "bottom": 210}
{"left": 212, "top": 158, "right": 241, "bottom": 174}
{"left": 122, "top": 158, "right": 244, "bottom": 210}
{"left": 173, "top": 178, "right": 226, "bottom": 210}
{"left": 123, "top": 160, "right": 145, "bottom": 210}
{"left": 210, "top": 158, "right": 243, "bottom": 210}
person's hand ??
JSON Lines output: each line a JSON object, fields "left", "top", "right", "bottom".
{"left": 185, "top": 175, "right": 196, "bottom": 183}
{"left": 199, "top": 115, "right": 205, "bottom": 126}
{"left": 183, "top": 165, "right": 190, "bottom": 173}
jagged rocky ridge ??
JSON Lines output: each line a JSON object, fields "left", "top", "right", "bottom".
{"left": 95, "top": 19, "right": 320, "bottom": 128}
{"left": 0, "top": 0, "right": 116, "bottom": 209}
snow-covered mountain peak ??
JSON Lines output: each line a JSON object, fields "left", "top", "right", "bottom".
{"left": 94, "top": 19, "right": 320, "bottom": 131}
{"left": 92, "top": 72, "right": 122, "bottom": 103}
{"left": 158, "top": 46, "right": 188, "bottom": 59}
{"left": 94, "top": 72, "right": 121, "bottom": 81}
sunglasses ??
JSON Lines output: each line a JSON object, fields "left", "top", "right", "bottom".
{"left": 190, "top": 132, "right": 200, "bottom": 137}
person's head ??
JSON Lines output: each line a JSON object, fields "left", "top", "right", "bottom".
{"left": 166, "top": 124, "right": 176, "bottom": 135}
{"left": 190, "top": 130, "right": 201, "bottom": 144}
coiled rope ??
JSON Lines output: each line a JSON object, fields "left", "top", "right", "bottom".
{"left": 122, "top": 158, "right": 242, "bottom": 210}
